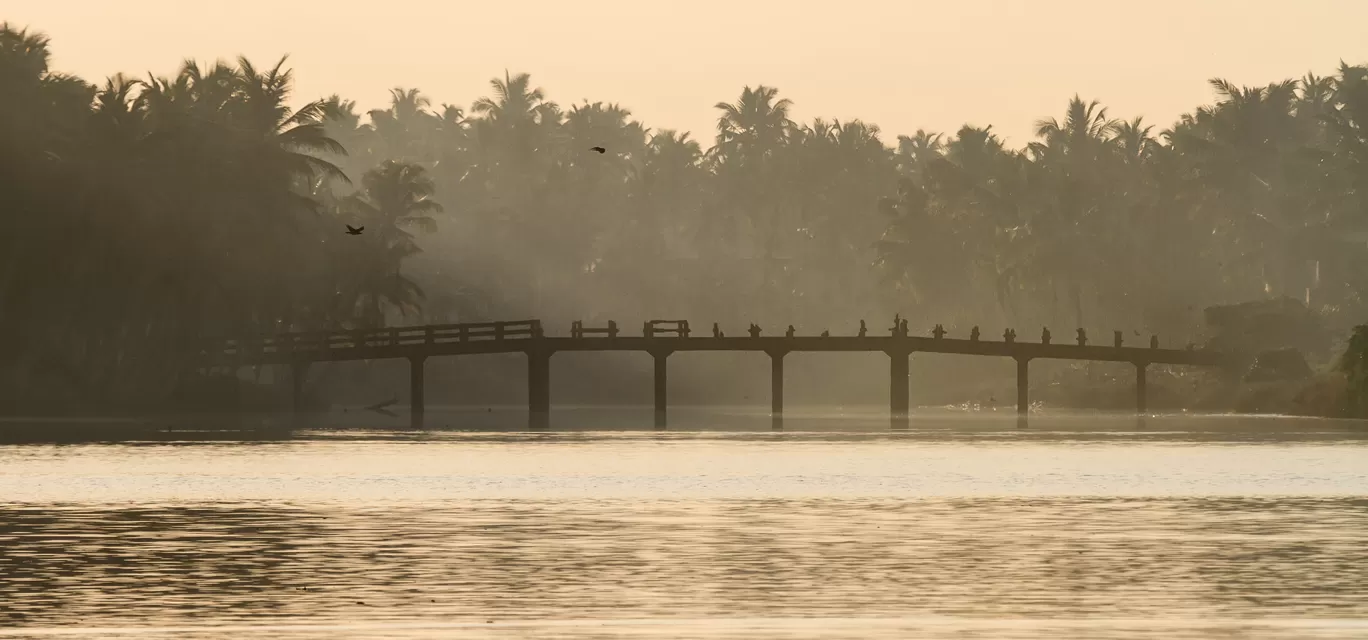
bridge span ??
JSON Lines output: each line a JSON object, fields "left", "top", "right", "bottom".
{"left": 199, "top": 319, "right": 1240, "bottom": 428}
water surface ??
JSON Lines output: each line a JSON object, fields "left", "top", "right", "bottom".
{"left": 2, "top": 412, "right": 1366, "bottom": 639}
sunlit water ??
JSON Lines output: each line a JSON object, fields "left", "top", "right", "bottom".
{"left": 2, "top": 410, "right": 1367, "bottom": 639}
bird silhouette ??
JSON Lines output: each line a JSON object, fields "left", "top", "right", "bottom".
{"left": 364, "top": 396, "right": 398, "bottom": 412}
{"left": 345, "top": 225, "right": 364, "bottom": 235}
{"left": 589, "top": 146, "right": 606, "bottom": 154}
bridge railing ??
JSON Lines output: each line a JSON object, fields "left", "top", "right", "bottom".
{"left": 205, "top": 320, "right": 542, "bottom": 359}
{"left": 571, "top": 320, "right": 619, "bottom": 339}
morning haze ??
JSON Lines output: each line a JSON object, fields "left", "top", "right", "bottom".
{"left": 5, "top": 0, "right": 1368, "bottom": 417}
{"left": 5, "top": 4, "right": 1368, "bottom": 638}
{"left": 12, "top": 0, "right": 1368, "bottom": 144}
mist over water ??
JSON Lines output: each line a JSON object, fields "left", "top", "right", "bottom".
{"left": 2, "top": 415, "right": 1366, "bottom": 639}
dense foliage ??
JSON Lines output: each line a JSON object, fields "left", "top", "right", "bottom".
{"left": 0, "top": 25, "right": 437, "bottom": 408}
{"left": 3, "top": 22, "right": 1368, "bottom": 409}
{"left": 1337, "top": 325, "right": 1368, "bottom": 416}
{"left": 327, "top": 70, "right": 1368, "bottom": 342}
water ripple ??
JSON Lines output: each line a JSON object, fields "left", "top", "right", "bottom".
{"left": 1, "top": 425, "right": 1366, "bottom": 639}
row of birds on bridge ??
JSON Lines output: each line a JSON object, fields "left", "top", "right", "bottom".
{"left": 689, "top": 317, "right": 1161, "bottom": 348}
{"left": 340, "top": 146, "right": 609, "bottom": 236}
{"left": 579, "top": 316, "right": 1165, "bottom": 347}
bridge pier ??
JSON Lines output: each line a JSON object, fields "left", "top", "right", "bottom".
{"left": 1016, "top": 357, "right": 1030, "bottom": 416}
{"left": 889, "top": 350, "right": 910, "bottom": 427}
{"left": 528, "top": 351, "right": 551, "bottom": 429}
{"left": 770, "top": 351, "right": 786, "bottom": 429}
{"left": 409, "top": 356, "right": 426, "bottom": 429}
{"left": 653, "top": 351, "right": 670, "bottom": 428}
{"left": 1135, "top": 362, "right": 1148, "bottom": 415}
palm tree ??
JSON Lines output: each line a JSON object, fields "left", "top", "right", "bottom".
{"left": 1032, "top": 96, "right": 1117, "bottom": 157}
{"left": 564, "top": 101, "right": 647, "bottom": 161}
{"left": 319, "top": 95, "right": 376, "bottom": 186}
{"left": 234, "top": 56, "right": 348, "bottom": 184}
{"left": 781, "top": 118, "right": 896, "bottom": 323}
{"left": 708, "top": 86, "right": 798, "bottom": 305}
{"left": 1111, "top": 117, "right": 1157, "bottom": 165}
{"left": 465, "top": 71, "right": 565, "bottom": 312}
{"left": 1022, "top": 98, "right": 1127, "bottom": 327}
{"left": 344, "top": 242, "right": 427, "bottom": 328}
{"left": 0, "top": 23, "right": 92, "bottom": 158}
{"left": 1313, "top": 64, "right": 1368, "bottom": 315}
{"left": 350, "top": 160, "right": 442, "bottom": 245}
{"left": 471, "top": 71, "right": 551, "bottom": 125}
{"left": 1183, "top": 78, "right": 1310, "bottom": 299}
{"left": 368, "top": 87, "right": 438, "bottom": 162}
{"left": 879, "top": 125, "right": 1027, "bottom": 326}
{"left": 0, "top": 22, "right": 50, "bottom": 83}
{"left": 895, "top": 129, "right": 944, "bottom": 174}
{"left": 712, "top": 84, "right": 793, "bottom": 163}
{"left": 335, "top": 161, "right": 443, "bottom": 326}
{"left": 470, "top": 70, "right": 561, "bottom": 172}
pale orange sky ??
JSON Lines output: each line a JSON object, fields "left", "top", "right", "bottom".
{"left": 9, "top": 1, "right": 1367, "bottom": 146}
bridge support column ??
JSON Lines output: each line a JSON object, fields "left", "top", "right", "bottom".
{"left": 653, "top": 351, "right": 670, "bottom": 429}
{"left": 1016, "top": 357, "right": 1030, "bottom": 416}
{"left": 528, "top": 351, "right": 552, "bottom": 429}
{"left": 290, "top": 361, "right": 310, "bottom": 415}
{"left": 1135, "top": 362, "right": 1148, "bottom": 415}
{"left": 409, "top": 356, "right": 426, "bottom": 429}
{"left": 770, "top": 351, "right": 786, "bottom": 429}
{"left": 889, "top": 350, "right": 910, "bottom": 427}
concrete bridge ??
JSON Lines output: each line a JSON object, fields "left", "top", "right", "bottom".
{"left": 198, "top": 319, "right": 1240, "bottom": 428}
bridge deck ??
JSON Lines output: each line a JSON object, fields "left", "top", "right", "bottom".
{"left": 203, "top": 334, "right": 1232, "bottom": 367}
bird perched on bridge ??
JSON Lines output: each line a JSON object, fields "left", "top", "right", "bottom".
{"left": 345, "top": 225, "right": 364, "bottom": 235}
{"left": 589, "top": 146, "right": 606, "bottom": 154}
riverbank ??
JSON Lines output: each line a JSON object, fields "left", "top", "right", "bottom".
{"left": 944, "top": 365, "right": 1354, "bottom": 417}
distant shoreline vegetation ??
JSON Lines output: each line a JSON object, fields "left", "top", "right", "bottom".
{"left": 3, "top": 22, "right": 1368, "bottom": 415}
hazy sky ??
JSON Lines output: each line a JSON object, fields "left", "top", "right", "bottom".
{"left": 10, "top": 1, "right": 1368, "bottom": 146}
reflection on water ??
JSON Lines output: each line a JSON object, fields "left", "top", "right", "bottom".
{"left": 1, "top": 416, "right": 1367, "bottom": 639}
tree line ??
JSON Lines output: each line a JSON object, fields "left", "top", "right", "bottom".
{"left": 3, "top": 22, "right": 1367, "bottom": 410}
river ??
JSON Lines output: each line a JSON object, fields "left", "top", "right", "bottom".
{"left": 1, "top": 409, "right": 1366, "bottom": 639}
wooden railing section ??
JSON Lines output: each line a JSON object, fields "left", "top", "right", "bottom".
{"left": 205, "top": 320, "right": 542, "bottom": 359}
{"left": 571, "top": 320, "right": 619, "bottom": 339}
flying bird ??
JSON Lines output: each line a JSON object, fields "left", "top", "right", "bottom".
{"left": 589, "top": 146, "right": 606, "bottom": 154}
{"left": 364, "top": 396, "right": 397, "bottom": 412}
{"left": 345, "top": 225, "right": 364, "bottom": 235}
